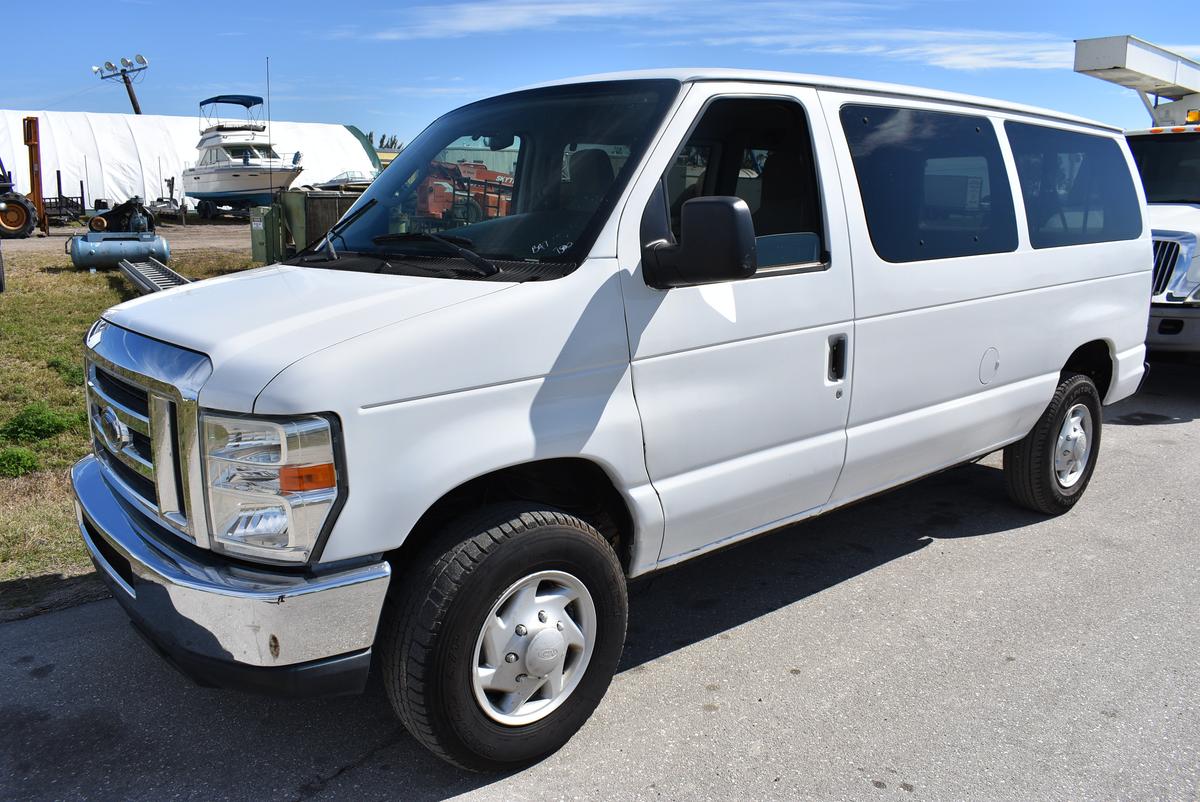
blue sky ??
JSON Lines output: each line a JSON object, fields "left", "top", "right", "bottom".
{"left": 10, "top": 0, "right": 1199, "bottom": 144}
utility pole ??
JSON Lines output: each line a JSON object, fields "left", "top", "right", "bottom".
{"left": 93, "top": 55, "right": 150, "bottom": 114}
{"left": 120, "top": 72, "right": 142, "bottom": 114}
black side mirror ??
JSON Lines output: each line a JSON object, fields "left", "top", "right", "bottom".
{"left": 643, "top": 196, "right": 757, "bottom": 289}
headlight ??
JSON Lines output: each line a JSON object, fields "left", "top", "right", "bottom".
{"left": 202, "top": 413, "right": 342, "bottom": 564}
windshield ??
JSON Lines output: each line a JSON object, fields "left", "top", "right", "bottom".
{"left": 305, "top": 80, "right": 679, "bottom": 277}
{"left": 1127, "top": 133, "right": 1200, "bottom": 204}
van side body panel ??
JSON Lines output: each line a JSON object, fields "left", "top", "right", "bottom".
{"left": 615, "top": 83, "right": 856, "bottom": 564}
{"left": 818, "top": 89, "right": 1150, "bottom": 508}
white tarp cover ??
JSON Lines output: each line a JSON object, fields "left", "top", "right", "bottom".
{"left": 0, "top": 110, "right": 377, "bottom": 208}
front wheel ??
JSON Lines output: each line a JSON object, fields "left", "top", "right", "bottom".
{"left": 1003, "top": 372, "right": 1102, "bottom": 515}
{"left": 0, "top": 194, "right": 37, "bottom": 239}
{"left": 380, "top": 505, "right": 627, "bottom": 770}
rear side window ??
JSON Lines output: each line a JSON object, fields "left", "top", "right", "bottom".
{"left": 840, "top": 104, "right": 1018, "bottom": 263}
{"left": 1005, "top": 122, "right": 1142, "bottom": 248}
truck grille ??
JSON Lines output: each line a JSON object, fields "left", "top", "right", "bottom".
{"left": 88, "top": 363, "right": 175, "bottom": 518}
{"left": 85, "top": 320, "right": 213, "bottom": 547}
{"left": 1152, "top": 239, "right": 1180, "bottom": 296}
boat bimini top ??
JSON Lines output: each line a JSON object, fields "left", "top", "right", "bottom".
{"left": 198, "top": 94, "right": 267, "bottom": 133}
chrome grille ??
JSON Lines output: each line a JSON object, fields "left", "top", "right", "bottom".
{"left": 88, "top": 363, "right": 171, "bottom": 514}
{"left": 88, "top": 363, "right": 156, "bottom": 493}
{"left": 1152, "top": 239, "right": 1180, "bottom": 296}
{"left": 85, "top": 320, "right": 213, "bottom": 548}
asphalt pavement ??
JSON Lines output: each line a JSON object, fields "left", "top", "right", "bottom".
{"left": 2, "top": 359, "right": 1198, "bottom": 801}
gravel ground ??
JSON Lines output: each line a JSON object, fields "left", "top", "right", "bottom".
{"left": 0, "top": 221, "right": 251, "bottom": 257}
{"left": 1, "top": 359, "right": 1197, "bottom": 802}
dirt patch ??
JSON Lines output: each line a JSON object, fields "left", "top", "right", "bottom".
{"left": 1, "top": 219, "right": 251, "bottom": 257}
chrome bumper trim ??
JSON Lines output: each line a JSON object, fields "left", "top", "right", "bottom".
{"left": 71, "top": 456, "right": 391, "bottom": 668}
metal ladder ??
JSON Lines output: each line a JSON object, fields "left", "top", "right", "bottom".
{"left": 117, "top": 257, "right": 189, "bottom": 295}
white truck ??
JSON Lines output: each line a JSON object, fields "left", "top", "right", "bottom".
{"left": 1077, "top": 36, "right": 1200, "bottom": 351}
{"left": 72, "top": 70, "right": 1150, "bottom": 770}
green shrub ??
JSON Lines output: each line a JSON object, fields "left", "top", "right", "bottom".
{"left": 0, "top": 402, "right": 77, "bottom": 442}
{"left": 0, "top": 447, "right": 38, "bottom": 477}
{"left": 47, "top": 357, "right": 85, "bottom": 387}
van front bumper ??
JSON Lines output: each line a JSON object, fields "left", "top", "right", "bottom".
{"left": 70, "top": 456, "right": 391, "bottom": 697}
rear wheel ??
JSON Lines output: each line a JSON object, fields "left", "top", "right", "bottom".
{"left": 1003, "top": 372, "right": 1102, "bottom": 514}
{"left": 381, "top": 505, "right": 627, "bottom": 770}
{"left": 0, "top": 194, "right": 36, "bottom": 239}
{"left": 197, "top": 200, "right": 215, "bottom": 220}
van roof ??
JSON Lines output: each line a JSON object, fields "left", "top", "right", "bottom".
{"left": 524, "top": 68, "right": 1120, "bottom": 133}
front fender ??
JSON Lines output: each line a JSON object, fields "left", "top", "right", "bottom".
{"left": 254, "top": 260, "right": 664, "bottom": 573}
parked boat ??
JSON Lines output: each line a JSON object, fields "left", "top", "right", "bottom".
{"left": 182, "top": 95, "right": 302, "bottom": 217}
{"left": 311, "top": 170, "right": 377, "bottom": 192}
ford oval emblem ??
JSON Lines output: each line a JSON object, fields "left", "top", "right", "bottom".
{"left": 538, "top": 648, "right": 558, "bottom": 661}
{"left": 100, "top": 406, "right": 132, "bottom": 451}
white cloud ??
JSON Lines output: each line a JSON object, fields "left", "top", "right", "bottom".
{"left": 368, "top": 0, "right": 661, "bottom": 40}
{"left": 351, "top": 0, "right": 883, "bottom": 41}
{"left": 332, "top": 0, "right": 1137, "bottom": 73}
{"left": 702, "top": 28, "right": 1075, "bottom": 70}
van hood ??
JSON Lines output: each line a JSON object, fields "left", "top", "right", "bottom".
{"left": 103, "top": 263, "right": 513, "bottom": 412}
{"left": 1147, "top": 202, "right": 1200, "bottom": 234}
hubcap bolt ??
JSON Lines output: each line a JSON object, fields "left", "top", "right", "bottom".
{"left": 538, "top": 611, "right": 548, "bottom": 623}
{"left": 505, "top": 652, "right": 519, "bottom": 663}
{"left": 516, "top": 673, "right": 528, "bottom": 683}
{"left": 556, "top": 621, "right": 564, "bottom": 631}
{"left": 515, "top": 624, "right": 527, "bottom": 636}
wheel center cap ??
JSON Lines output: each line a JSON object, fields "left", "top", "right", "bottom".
{"left": 1071, "top": 433, "right": 1086, "bottom": 461}
{"left": 524, "top": 628, "right": 566, "bottom": 677}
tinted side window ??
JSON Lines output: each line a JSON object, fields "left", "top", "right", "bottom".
{"left": 840, "top": 104, "right": 1018, "bottom": 263}
{"left": 1005, "top": 122, "right": 1142, "bottom": 248}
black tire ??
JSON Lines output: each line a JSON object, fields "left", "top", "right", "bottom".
{"left": 197, "top": 200, "right": 215, "bottom": 220}
{"left": 380, "top": 504, "right": 627, "bottom": 771}
{"left": 1003, "top": 372, "right": 1102, "bottom": 515}
{"left": 0, "top": 194, "right": 36, "bottom": 239}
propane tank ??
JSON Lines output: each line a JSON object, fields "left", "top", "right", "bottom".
{"left": 68, "top": 231, "right": 171, "bottom": 269}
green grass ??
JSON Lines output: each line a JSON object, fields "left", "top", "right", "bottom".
{"left": 0, "top": 246, "right": 255, "bottom": 584}
{"left": 0, "top": 447, "right": 39, "bottom": 478}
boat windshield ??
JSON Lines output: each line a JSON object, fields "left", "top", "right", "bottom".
{"left": 1127, "top": 133, "right": 1200, "bottom": 204}
{"left": 224, "top": 145, "right": 278, "bottom": 160}
{"left": 307, "top": 79, "right": 679, "bottom": 276}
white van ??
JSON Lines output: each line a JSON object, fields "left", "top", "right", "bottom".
{"left": 72, "top": 70, "right": 1150, "bottom": 769}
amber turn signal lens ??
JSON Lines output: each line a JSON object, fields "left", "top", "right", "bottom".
{"left": 279, "top": 463, "right": 336, "bottom": 492}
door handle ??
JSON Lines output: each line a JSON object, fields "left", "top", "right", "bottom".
{"left": 827, "top": 334, "right": 847, "bottom": 382}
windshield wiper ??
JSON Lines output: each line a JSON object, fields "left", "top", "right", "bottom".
{"left": 371, "top": 231, "right": 499, "bottom": 277}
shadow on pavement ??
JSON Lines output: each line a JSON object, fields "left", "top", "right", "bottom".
{"left": 1107, "top": 355, "right": 1200, "bottom": 426}
{"left": 0, "top": 572, "right": 108, "bottom": 623}
{"left": 621, "top": 460, "right": 1038, "bottom": 669}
